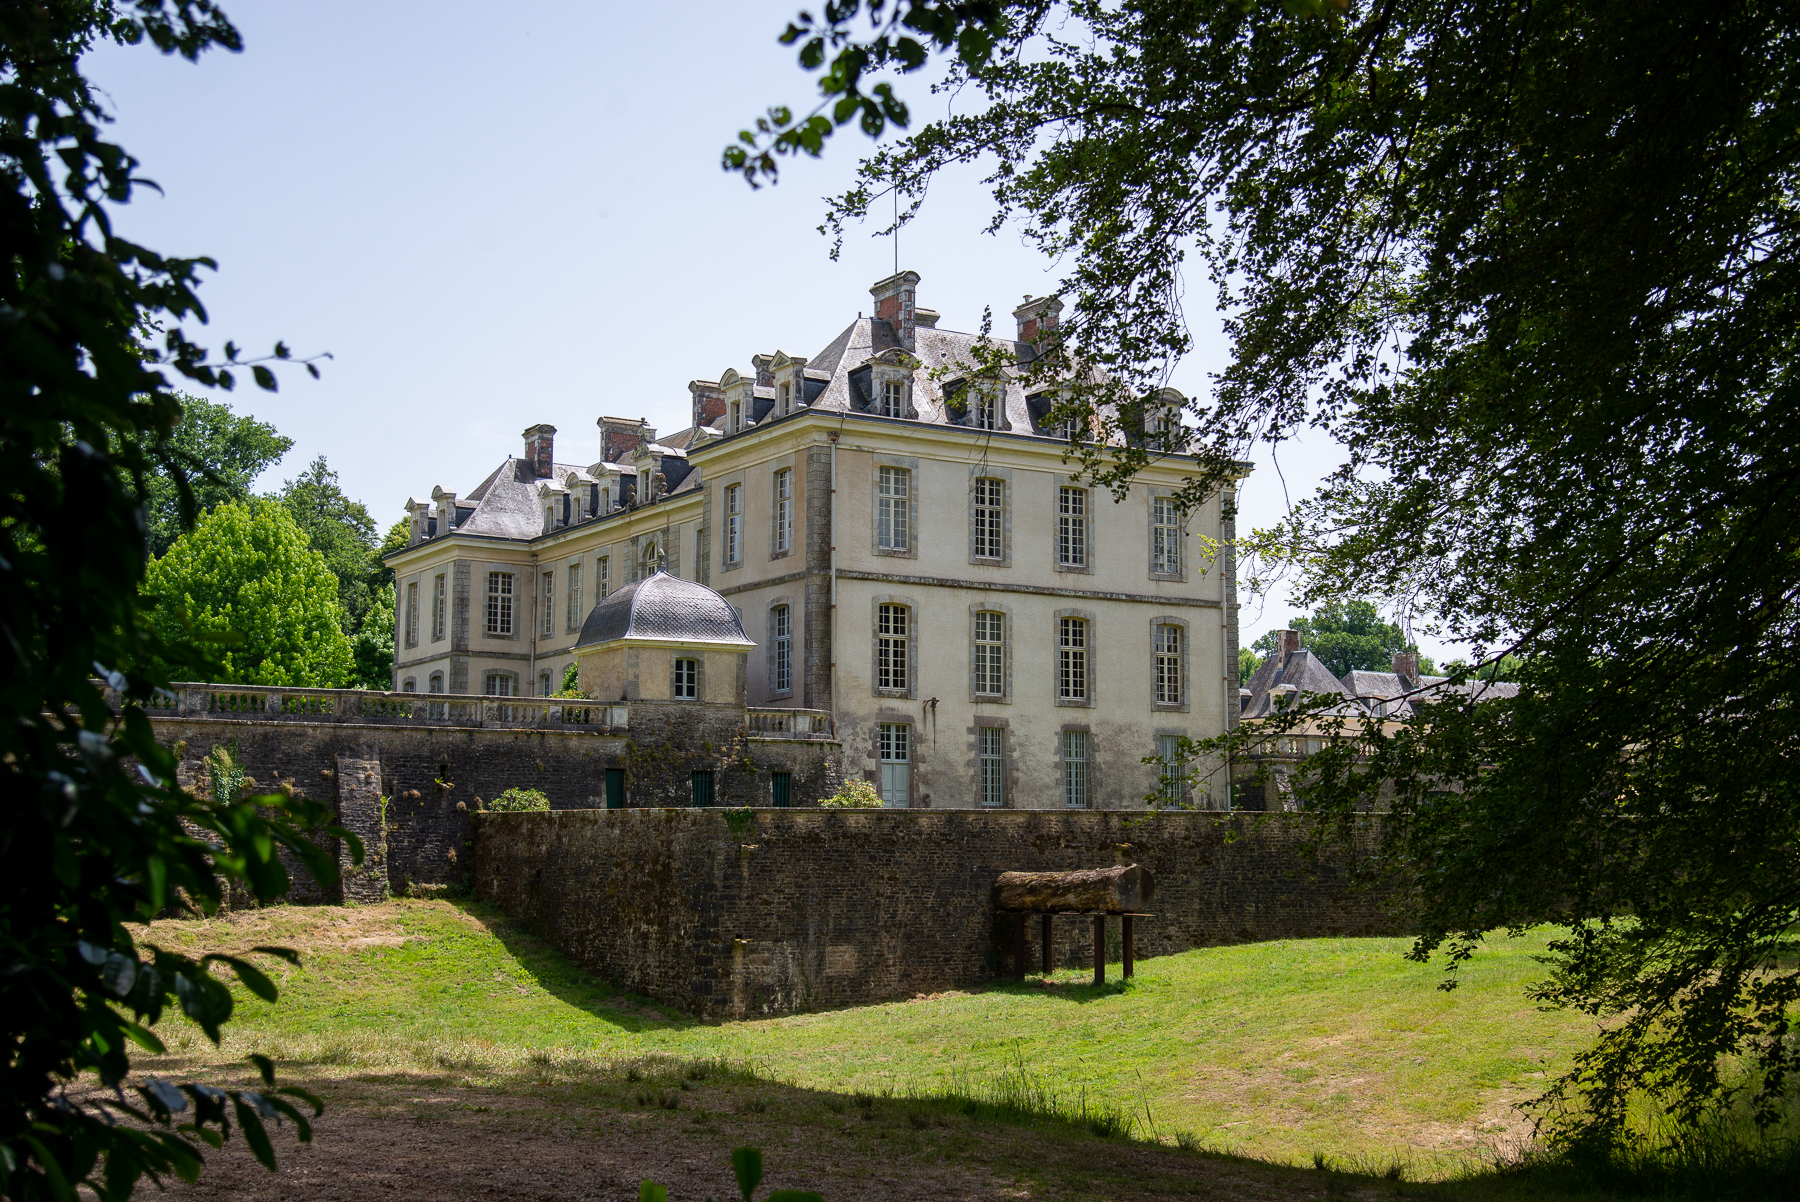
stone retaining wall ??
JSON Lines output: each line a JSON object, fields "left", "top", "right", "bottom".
{"left": 472, "top": 808, "right": 1397, "bottom": 1018}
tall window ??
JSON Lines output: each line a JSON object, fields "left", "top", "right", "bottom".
{"left": 779, "top": 381, "right": 791, "bottom": 414}
{"left": 725, "top": 483, "right": 743, "bottom": 564}
{"left": 639, "top": 539, "right": 659, "bottom": 578}
{"left": 972, "top": 388, "right": 999, "bottom": 430}
{"left": 1063, "top": 731, "right": 1089, "bottom": 808}
{"left": 541, "top": 570, "right": 555, "bottom": 636}
{"left": 538, "top": 670, "right": 552, "bottom": 696}
{"left": 773, "top": 468, "right": 793, "bottom": 554}
{"left": 728, "top": 398, "right": 741, "bottom": 433}
{"left": 974, "top": 611, "right": 1004, "bottom": 697}
{"left": 1155, "top": 623, "right": 1182, "bottom": 704}
{"left": 428, "top": 672, "right": 444, "bottom": 694}
{"left": 484, "top": 672, "right": 513, "bottom": 696}
{"left": 1158, "top": 734, "right": 1186, "bottom": 805}
{"left": 879, "top": 723, "right": 910, "bottom": 805}
{"left": 978, "top": 727, "right": 1004, "bottom": 807}
{"left": 1152, "top": 496, "right": 1182, "bottom": 574}
{"left": 1057, "top": 487, "right": 1087, "bottom": 567}
{"left": 486, "top": 572, "right": 514, "bottom": 636}
{"left": 878, "top": 378, "right": 904, "bottom": 417}
{"left": 1059, "top": 616, "right": 1089, "bottom": 701}
{"left": 432, "top": 573, "right": 446, "bottom": 640}
{"left": 877, "top": 603, "right": 909, "bottom": 691}
{"left": 771, "top": 605, "right": 792, "bottom": 694}
{"left": 972, "top": 478, "right": 1002, "bottom": 559}
{"left": 673, "top": 657, "right": 698, "bottom": 700}
{"left": 691, "top": 770, "right": 714, "bottom": 807}
{"left": 877, "top": 466, "right": 910, "bottom": 551}
{"left": 405, "top": 582, "right": 418, "bottom": 647}
{"left": 597, "top": 555, "right": 610, "bottom": 599}
{"left": 566, "top": 562, "right": 583, "bottom": 631}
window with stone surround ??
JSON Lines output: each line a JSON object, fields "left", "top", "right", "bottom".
{"left": 1057, "top": 486, "right": 1088, "bottom": 568}
{"left": 541, "top": 570, "right": 555, "bottom": 636}
{"left": 974, "top": 610, "right": 1005, "bottom": 697}
{"left": 673, "top": 657, "right": 698, "bottom": 700}
{"left": 405, "top": 581, "right": 418, "bottom": 648}
{"left": 566, "top": 562, "right": 583, "bottom": 632}
{"left": 1152, "top": 495, "right": 1183, "bottom": 576}
{"left": 486, "top": 571, "right": 514, "bottom": 636}
{"left": 877, "top": 466, "right": 910, "bottom": 551}
{"left": 878, "top": 378, "right": 905, "bottom": 418}
{"left": 725, "top": 483, "right": 743, "bottom": 564}
{"left": 432, "top": 573, "right": 446, "bottom": 641}
{"left": 877, "top": 603, "right": 909, "bottom": 692}
{"left": 979, "top": 726, "right": 1004, "bottom": 807}
{"left": 597, "top": 555, "right": 610, "bottom": 599}
{"left": 971, "top": 478, "right": 1003, "bottom": 560}
{"left": 484, "top": 671, "right": 514, "bottom": 696}
{"left": 428, "top": 672, "right": 443, "bottom": 694}
{"left": 773, "top": 468, "right": 793, "bottom": 555}
{"left": 1063, "top": 731, "right": 1089, "bottom": 808}
{"left": 639, "top": 538, "right": 659, "bottom": 578}
{"left": 770, "top": 604, "right": 792, "bottom": 695}
{"left": 1153, "top": 621, "right": 1186, "bottom": 708}
{"left": 1059, "top": 616, "right": 1089, "bottom": 701}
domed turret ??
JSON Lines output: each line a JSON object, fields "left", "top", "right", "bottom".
{"left": 572, "top": 570, "right": 753, "bottom": 704}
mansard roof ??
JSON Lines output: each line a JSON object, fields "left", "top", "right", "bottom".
{"left": 458, "top": 457, "right": 592, "bottom": 539}
{"left": 1240, "top": 648, "right": 1364, "bottom": 720}
{"left": 573, "top": 570, "right": 754, "bottom": 650}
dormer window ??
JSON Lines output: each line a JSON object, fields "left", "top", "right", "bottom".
{"left": 972, "top": 388, "right": 1000, "bottom": 430}
{"left": 878, "top": 379, "right": 904, "bottom": 418}
{"left": 779, "top": 381, "right": 791, "bottom": 415}
{"left": 728, "top": 398, "right": 742, "bottom": 433}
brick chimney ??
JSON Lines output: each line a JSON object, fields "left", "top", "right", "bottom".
{"left": 689, "top": 380, "right": 726, "bottom": 430}
{"left": 598, "top": 416, "right": 647, "bottom": 465}
{"left": 1391, "top": 651, "right": 1419, "bottom": 686}
{"left": 523, "top": 424, "right": 556, "bottom": 479}
{"left": 1013, "top": 295, "right": 1063, "bottom": 346}
{"left": 870, "top": 269, "right": 921, "bottom": 351}
{"left": 1277, "top": 629, "right": 1302, "bottom": 658}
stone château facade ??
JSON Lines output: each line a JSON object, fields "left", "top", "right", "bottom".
{"left": 384, "top": 270, "right": 1248, "bottom": 810}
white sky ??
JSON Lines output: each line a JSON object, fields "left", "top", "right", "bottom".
{"left": 84, "top": 0, "right": 1458, "bottom": 663}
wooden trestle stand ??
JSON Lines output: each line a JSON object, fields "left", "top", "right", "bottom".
{"left": 994, "top": 865, "right": 1155, "bottom": 985}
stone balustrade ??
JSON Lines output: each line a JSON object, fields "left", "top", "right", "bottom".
{"left": 131, "top": 684, "right": 629, "bottom": 732}
{"left": 745, "top": 707, "right": 835, "bottom": 740}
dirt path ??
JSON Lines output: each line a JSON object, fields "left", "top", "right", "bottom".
{"left": 153, "top": 1069, "right": 1393, "bottom": 1202}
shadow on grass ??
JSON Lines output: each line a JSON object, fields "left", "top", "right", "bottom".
{"left": 448, "top": 896, "right": 702, "bottom": 1035}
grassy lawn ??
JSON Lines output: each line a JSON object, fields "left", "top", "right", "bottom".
{"left": 139, "top": 898, "right": 1594, "bottom": 1179}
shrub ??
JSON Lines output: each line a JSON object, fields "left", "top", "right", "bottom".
{"left": 486, "top": 787, "right": 550, "bottom": 813}
{"left": 817, "top": 779, "right": 882, "bottom": 809}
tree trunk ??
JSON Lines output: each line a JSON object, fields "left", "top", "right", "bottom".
{"left": 992, "top": 865, "right": 1154, "bottom": 913}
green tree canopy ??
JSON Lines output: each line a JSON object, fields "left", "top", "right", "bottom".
{"left": 0, "top": 3, "right": 351, "bottom": 1195}
{"left": 272, "top": 455, "right": 378, "bottom": 632}
{"left": 144, "top": 395, "right": 292, "bottom": 557}
{"left": 342, "top": 518, "right": 411, "bottom": 692}
{"left": 146, "top": 501, "right": 352, "bottom": 687}
{"left": 1250, "top": 601, "right": 1433, "bottom": 678}
{"left": 745, "top": 0, "right": 1800, "bottom": 1141}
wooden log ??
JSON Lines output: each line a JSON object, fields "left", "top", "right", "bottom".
{"left": 992, "top": 864, "right": 1154, "bottom": 914}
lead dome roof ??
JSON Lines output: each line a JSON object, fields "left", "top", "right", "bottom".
{"left": 574, "top": 571, "right": 754, "bottom": 649}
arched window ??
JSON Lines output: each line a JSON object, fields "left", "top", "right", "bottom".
{"left": 402, "top": 677, "right": 416, "bottom": 693}
{"left": 639, "top": 539, "right": 660, "bottom": 578}
{"left": 428, "top": 673, "right": 444, "bottom": 694}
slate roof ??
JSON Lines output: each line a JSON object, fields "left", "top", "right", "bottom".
{"left": 574, "top": 571, "right": 754, "bottom": 649}
{"left": 1245, "top": 656, "right": 1523, "bottom": 721}
{"left": 458, "top": 457, "right": 592, "bottom": 539}
{"left": 1240, "top": 648, "right": 1365, "bottom": 720}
